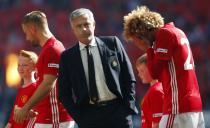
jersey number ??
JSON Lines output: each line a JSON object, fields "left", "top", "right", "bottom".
{"left": 180, "top": 38, "right": 194, "bottom": 70}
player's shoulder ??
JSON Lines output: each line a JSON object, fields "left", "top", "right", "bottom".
{"left": 50, "top": 40, "right": 65, "bottom": 50}
{"left": 149, "top": 82, "right": 164, "bottom": 95}
{"left": 159, "top": 27, "right": 175, "bottom": 37}
{"left": 161, "top": 24, "right": 184, "bottom": 37}
{"left": 43, "top": 41, "right": 64, "bottom": 55}
{"left": 30, "top": 82, "right": 38, "bottom": 88}
{"left": 153, "top": 82, "right": 163, "bottom": 89}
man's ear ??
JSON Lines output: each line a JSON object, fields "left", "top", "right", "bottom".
{"left": 93, "top": 21, "right": 96, "bottom": 28}
{"left": 28, "top": 24, "right": 36, "bottom": 34}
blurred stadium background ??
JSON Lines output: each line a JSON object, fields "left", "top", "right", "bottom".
{"left": 0, "top": 0, "right": 210, "bottom": 127}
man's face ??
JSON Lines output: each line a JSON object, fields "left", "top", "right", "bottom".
{"left": 22, "top": 24, "right": 39, "bottom": 47}
{"left": 70, "top": 14, "right": 95, "bottom": 44}
{"left": 132, "top": 36, "right": 150, "bottom": 51}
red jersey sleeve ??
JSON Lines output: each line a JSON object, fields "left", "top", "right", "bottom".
{"left": 155, "top": 29, "right": 174, "bottom": 60}
{"left": 42, "top": 46, "right": 60, "bottom": 76}
{"left": 147, "top": 48, "right": 167, "bottom": 79}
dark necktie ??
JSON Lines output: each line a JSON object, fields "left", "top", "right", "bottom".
{"left": 85, "top": 45, "right": 99, "bottom": 103}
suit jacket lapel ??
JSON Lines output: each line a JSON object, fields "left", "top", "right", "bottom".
{"left": 74, "top": 44, "right": 89, "bottom": 99}
{"left": 95, "top": 37, "right": 112, "bottom": 89}
{"left": 95, "top": 37, "right": 119, "bottom": 95}
{"left": 75, "top": 43, "right": 86, "bottom": 78}
{"left": 95, "top": 37, "right": 108, "bottom": 70}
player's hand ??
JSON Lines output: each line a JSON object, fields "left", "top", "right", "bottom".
{"left": 5, "top": 123, "right": 12, "bottom": 128}
{"left": 26, "top": 109, "right": 38, "bottom": 119}
{"left": 13, "top": 105, "right": 29, "bottom": 124}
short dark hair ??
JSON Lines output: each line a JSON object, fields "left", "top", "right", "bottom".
{"left": 22, "top": 11, "right": 47, "bottom": 29}
{"left": 70, "top": 8, "right": 94, "bottom": 22}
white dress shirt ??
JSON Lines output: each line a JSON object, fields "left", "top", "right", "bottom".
{"left": 79, "top": 38, "right": 116, "bottom": 102}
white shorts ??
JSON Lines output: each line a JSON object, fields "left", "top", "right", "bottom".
{"left": 159, "top": 112, "right": 205, "bottom": 128}
{"left": 34, "top": 121, "right": 77, "bottom": 128}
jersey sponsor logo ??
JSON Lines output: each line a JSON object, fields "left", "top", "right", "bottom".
{"left": 21, "top": 95, "right": 28, "bottom": 103}
{"left": 156, "top": 48, "right": 168, "bottom": 53}
{"left": 153, "top": 113, "right": 163, "bottom": 117}
{"left": 48, "top": 63, "right": 59, "bottom": 68}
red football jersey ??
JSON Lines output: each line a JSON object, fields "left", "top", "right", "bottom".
{"left": 141, "top": 82, "right": 164, "bottom": 128}
{"left": 147, "top": 22, "right": 202, "bottom": 114}
{"left": 35, "top": 37, "right": 72, "bottom": 124}
{"left": 8, "top": 82, "right": 37, "bottom": 128}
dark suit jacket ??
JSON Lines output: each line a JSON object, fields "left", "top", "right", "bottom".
{"left": 58, "top": 36, "right": 137, "bottom": 122}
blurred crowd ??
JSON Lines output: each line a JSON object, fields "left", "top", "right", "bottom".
{"left": 0, "top": 0, "right": 210, "bottom": 127}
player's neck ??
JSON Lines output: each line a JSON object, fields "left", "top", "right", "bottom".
{"left": 39, "top": 29, "right": 54, "bottom": 47}
{"left": 22, "top": 75, "right": 36, "bottom": 88}
{"left": 150, "top": 79, "right": 158, "bottom": 86}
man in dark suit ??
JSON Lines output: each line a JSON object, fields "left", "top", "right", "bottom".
{"left": 58, "top": 8, "right": 138, "bottom": 128}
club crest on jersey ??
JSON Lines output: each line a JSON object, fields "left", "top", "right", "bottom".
{"left": 48, "top": 63, "right": 59, "bottom": 68}
{"left": 112, "top": 60, "right": 118, "bottom": 67}
{"left": 156, "top": 48, "right": 168, "bottom": 53}
{"left": 21, "top": 95, "right": 28, "bottom": 103}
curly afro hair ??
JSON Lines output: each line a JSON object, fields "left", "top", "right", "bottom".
{"left": 123, "top": 6, "right": 164, "bottom": 41}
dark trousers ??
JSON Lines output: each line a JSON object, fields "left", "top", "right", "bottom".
{"left": 78, "top": 100, "right": 133, "bottom": 128}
